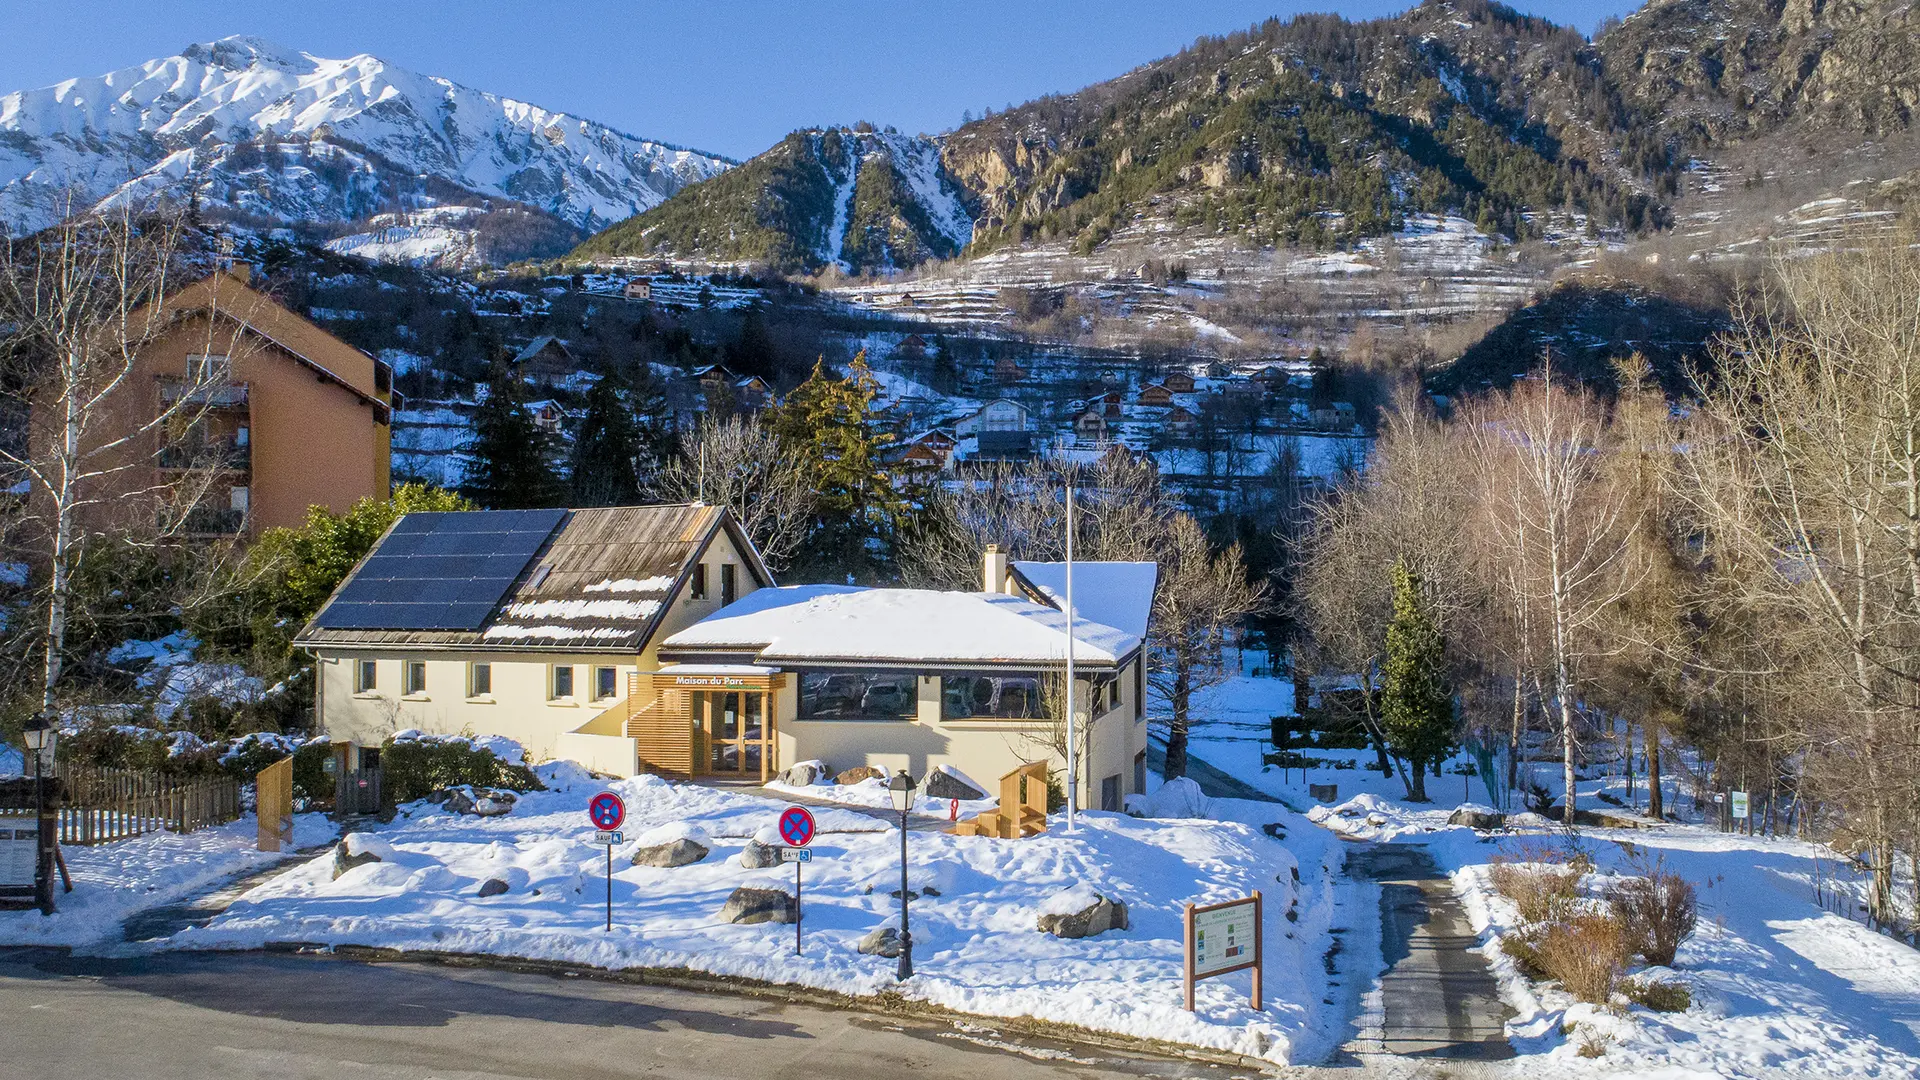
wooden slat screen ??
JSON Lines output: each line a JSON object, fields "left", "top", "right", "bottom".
{"left": 626, "top": 671, "right": 695, "bottom": 778}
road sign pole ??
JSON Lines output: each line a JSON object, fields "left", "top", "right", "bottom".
{"left": 606, "top": 843, "right": 613, "bottom": 933}
{"left": 795, "top": 859, "right": 803, "bottom": 955}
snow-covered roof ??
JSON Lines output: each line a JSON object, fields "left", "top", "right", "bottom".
{"left": 1010, "top": 561, "right": 1158, "bottom": 641}
{"left": 661, "top": 585, "right": 1139, "bottom": 668}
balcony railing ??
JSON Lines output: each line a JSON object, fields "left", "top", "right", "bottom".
{"left": 157, "top": 441, "right": 251, "bottom": 471}
{"left": 177, "top": 507, "right": 246, "bottom": 536}
{"left": 158, "top": 379, "right": 249, "bottom": 409}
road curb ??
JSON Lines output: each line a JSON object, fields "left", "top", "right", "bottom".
{"left": 252, "top": 942, "right": 1278, "bottom": 1072}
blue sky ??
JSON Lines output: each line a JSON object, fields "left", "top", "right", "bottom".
{"left": 0, "top": 0, "right": 1646, "bottom": 160}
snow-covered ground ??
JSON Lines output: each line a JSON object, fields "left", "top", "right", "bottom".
{"left": 0, "top": 813, "right": 337, "bottom": 948}
{"left": 170, "top": 762, "right": 1348, "bottom": 1064}
{"left": 1173, "top": 658, "right": 1920, "bottom": 1076}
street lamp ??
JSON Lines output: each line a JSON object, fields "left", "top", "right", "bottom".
{"left": 20, "top": 712, "right": 56, "bottom": 915}
{"left": 888, "top": 771, "right": 916, "bottom": 981}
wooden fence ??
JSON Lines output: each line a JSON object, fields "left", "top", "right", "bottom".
{"left": 58, "top": 767, "right": 241, "bottom": 846}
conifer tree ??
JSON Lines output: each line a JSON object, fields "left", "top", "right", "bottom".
{"left": 567, "top": 369, "right": 643, "bottom": 507}
{"left": 767, "top": 352, "right": 903, "bottom": 578}
{"left": 462, "top": 357, "right": 562, "bottom": 509}
{"left": 1380, "top": 558, "right": 1454, "bottom": 802}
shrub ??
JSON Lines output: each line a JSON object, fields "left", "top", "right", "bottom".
{"left": 291, "top": 740, "right": 334, "bottom": 805}
{"left": 1607, "top": 858, "right": 1698, "bottom": 966}
{"left": 380, "top": 732, "right": 541, "bottom": 804}
{"left": 1621, "top": 977, "right": 1691, "bottom": 1013}
{"left": 1490, "top": 846, "right": 1588, "bottom": 925}
{"left": 1499, "top": 926, "right": 1549, "bottom": 980}
{"left": 1535, "top": 913, "right": 1630, "bottom": 1004}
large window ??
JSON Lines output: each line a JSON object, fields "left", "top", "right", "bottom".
{"left": 798, "top": 671, "right": 919, "bottom": 720}
{"left": 942, "top": 673, "right": 1051, "bottom": 721}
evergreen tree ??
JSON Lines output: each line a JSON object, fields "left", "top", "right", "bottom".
{"left": 1380, "top": 559, "right": 1454, "bottom": 802}
{"left": 567, "top": 369, "right": 643, "bottom": 507}
{"left": 461, "top": 357, "right": 562, "bottom": 509}
{"left": 766, "top": 352, "right": 904, "bottom": 579}
{"left": 725, "top": 305, "right": 776, "bottom": 379}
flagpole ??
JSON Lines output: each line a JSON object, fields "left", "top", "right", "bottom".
{"left": 1065, "top": 481, "right": 1077, "bottom": 832}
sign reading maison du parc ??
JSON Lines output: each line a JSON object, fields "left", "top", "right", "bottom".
{"left": 668, "top": 675, "right": 765, "bottom": 689}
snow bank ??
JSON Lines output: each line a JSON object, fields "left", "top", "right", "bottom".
{"left": 177, "top": 777, "right": 1341, "bottom": 1063}
{"left": 1129, "top": 776, "right": 1215, "bottom": 820}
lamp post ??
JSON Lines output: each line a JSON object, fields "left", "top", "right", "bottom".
{"left": 21, "top": 712, "right": 56, "bottom": 915}
{"left": 888, "top": 771, "right": 916, "bottom": 981}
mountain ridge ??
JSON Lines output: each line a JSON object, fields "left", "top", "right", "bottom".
{"left": 0, "top": 35, "right": 733, "bottom": 262}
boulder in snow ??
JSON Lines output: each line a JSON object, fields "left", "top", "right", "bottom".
{"left": 857, "top": 924, "right": 904, "bottom": 957}
{"left": 1448, "top": 805, "right": 1506, "bottom": 830}
{"left": 477, "top": 877, "right": 509, "bottom": 898}
{"left": 1038, "top": 890, "right": 1130, "bottom": 939}
{"left": 633, "top": 837, "right": 709, "bottom": 868}
{"left": 331, "top": 833, "right": 391, "bottom": 880}
{"left": 835, "top": 765, "right": 887, "bottom": 785}
{"left": 738, "top": 839, "right": 783, "bottom": 869}
{"left": 720, "top": 886, "right": 797, "bottom": 925}
{"left": 922, "top": 766, "right": 986, "bottom": 801}
{"left": 780, "top": 760, "right": 828, "bottom": 787}
{"left": 1130, "top": 777, "right": 1214, "bottom": 820}
{"left": 441, "top": 785, "right": 517, "bottom": 817}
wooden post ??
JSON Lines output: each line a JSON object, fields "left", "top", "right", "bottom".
{"left": 1183, "top": 901, "right": 1196, "bottom": 1011}
{"left": 257, "top": 758, "right": 293, "bottom": 853}
{"left": 1252, "top": 890, "right": 1263, "bottom": 1012}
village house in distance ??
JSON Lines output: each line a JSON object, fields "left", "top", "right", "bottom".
{"left": 297, "top": 505, "right": 1154, "bottom": 809}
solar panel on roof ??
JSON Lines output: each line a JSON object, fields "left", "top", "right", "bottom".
{"left": 310, "top": 508, "right": 567, "bottom": 631}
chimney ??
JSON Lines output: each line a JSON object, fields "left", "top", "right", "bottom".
{"left": 982, "top": 544, "right": 1009, "bottom": 594}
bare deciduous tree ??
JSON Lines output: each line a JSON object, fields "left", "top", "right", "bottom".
{"left": 655, "top": 414, "right": 814, "bottom": 575}
{"left": 0, "top": 197, "right": 243, "bottom": 712}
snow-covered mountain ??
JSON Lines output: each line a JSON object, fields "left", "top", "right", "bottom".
{"left": 574, "top": 127, "right": 973, "bottom": 274}
{"left": 0, "top": 36, "right": 732, "bottom": 260}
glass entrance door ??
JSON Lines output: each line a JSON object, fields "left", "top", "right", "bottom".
{"left": 700, "top": 691, "right": 767, "bottom": 777}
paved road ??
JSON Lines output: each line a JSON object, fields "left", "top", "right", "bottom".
{"left": 1342, "top": 845, "right": 1513, "bottom": 1061}
{"left": 0, "top": 949, "right": 1247, "bottom": 1080}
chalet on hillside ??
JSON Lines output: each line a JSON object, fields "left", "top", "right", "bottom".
{"left": 623, "top": 279, "right": 653, "bottom": 301}
{"left": 1309, "top": 401, "right": 1357, "bottom": 429}
{"left": 1072, "top": 408, "right": 1110, "bottom": 440}
{"left": 956, "top": 398, "right": 1032, "bottom": 460}
{"left": 733, "top": 375, "right": 773, "bottom": 411}
{"left": 1161, "top": 370, "right": 1197, "bottom": 394}
{"left": 527, "top": 400, "right": 568, "bottom": 433}
{"left": 1159, "top": 404, "right": 1197, "bottom": 434}
{"left": 513, "top": 336, "right": 575, "bottom": 386}
{"left": 1137, "top": 383, "right": 1175, "bottom": 407}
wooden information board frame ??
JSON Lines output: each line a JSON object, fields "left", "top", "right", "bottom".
{"left": 256, "top": 758, "right": 294, "bottom": 853}
{"left": 1183, "top": 891, "right": 1262, "bottom": 1011}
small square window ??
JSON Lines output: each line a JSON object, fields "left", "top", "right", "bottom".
{"left": 690, "top": 563, "right": 707, "bottom": 600}
{"left": 405, "top": 661, "right": 427, "bottom": 696}
{"left": 355, "top": 659, "right": 377, "bottom": 693}
{"left": 596, "top": 666, "right": 619, "bottom": 700}
{"left": 552, "top": 665, "right": 574, "bottom": 700}
{"left": 470, "top": 662, "right": 491, "bottom": 697}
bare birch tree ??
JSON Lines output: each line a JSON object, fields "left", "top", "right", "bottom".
{"left": 0, "top": 198, "right": 242, "bottom": 712}
{"left": 1464, "top": 369, "right": 1644, "bottom": 821}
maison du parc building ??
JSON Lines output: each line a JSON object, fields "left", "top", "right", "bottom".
{"left": 298, "top": 504, "right": 1156, "bottom": 809}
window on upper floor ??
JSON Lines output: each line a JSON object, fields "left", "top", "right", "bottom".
{"left": 186, "top": 353, "right": 230, "bottom": 383}
{"left": 595, "top": 666, "right": 619, "bottom": 700}
{"left": 721, "top": 563, "right": 736, "bottom": 606}
{"left": 469, "top": 662, "right": 491, "bottom": 697}
{"left": 404, "top": 660, "right": 427, "bottom": 696}
{"left": 355, "top": 659, "right": 377, "bottom": 693}
{"left": 690, "top": 563, "right": 707, "bottom": 601}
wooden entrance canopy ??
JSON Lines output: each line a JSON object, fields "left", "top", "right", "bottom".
{"left": 621, "top": 666, "right": 785, "bottom": 782}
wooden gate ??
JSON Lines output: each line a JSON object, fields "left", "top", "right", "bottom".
{"left": 334, "top": 767, "right": 382, "bottom": 816}
{"left": 256, "top": 758, "right": 294, "bottom": 852}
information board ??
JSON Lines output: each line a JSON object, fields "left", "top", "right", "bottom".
{"left": 0, "top": 824, "right": 37, "bottom": 888}
{"left": 1183, "top": 892, "right": 1262, "bottom": 1011}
